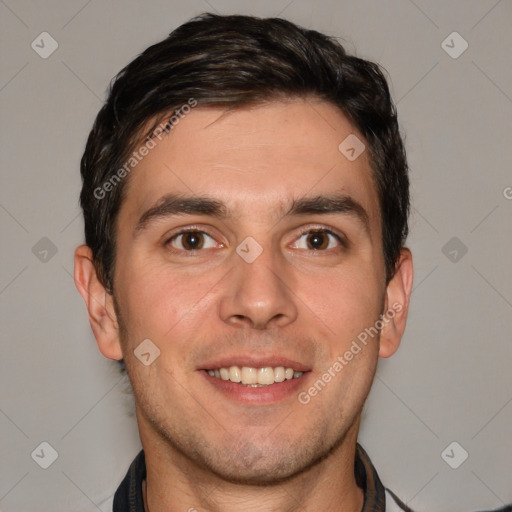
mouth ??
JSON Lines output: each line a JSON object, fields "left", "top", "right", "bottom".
{"left": 199, "top": 355, "right": 312, "bottom": 404}
{"left": 204, "top": 366, "right": 304, "bottom": 387}
{"left": 200, "top": 359, "right": 311, "bottom": 405}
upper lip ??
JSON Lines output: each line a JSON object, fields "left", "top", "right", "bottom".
{"left": 198, "top": 355, "right": 311, "bottom": 372}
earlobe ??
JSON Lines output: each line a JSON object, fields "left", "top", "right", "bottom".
{"left": 379, "top": 248, "right": 414, "bottom": 358}
{"left": 74, "top": 245, "right": 124, "bottom": 361}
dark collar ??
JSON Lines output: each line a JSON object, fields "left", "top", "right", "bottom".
{"left": 113, "top": 443, "right": 397, "bottom": 512}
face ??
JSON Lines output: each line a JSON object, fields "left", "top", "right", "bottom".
{"left": 99, "top": 99, "right": 403, "bottom": 483}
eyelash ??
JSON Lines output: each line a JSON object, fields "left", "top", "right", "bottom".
{"left": 164, "top": 225, "right": 346, "bottom": 254}
{"left": 294, "top": 227, "right": 346, "bottom": 251}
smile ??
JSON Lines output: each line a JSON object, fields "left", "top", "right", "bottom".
{"left": 205, "top": 366, "right": 304, "bottom": 386}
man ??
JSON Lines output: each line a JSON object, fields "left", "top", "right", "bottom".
{"left": 74, "top": 12, "right": 416, "bottom": 511}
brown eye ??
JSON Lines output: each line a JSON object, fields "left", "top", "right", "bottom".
{"left": 291, "top": 229, "right": 343, "bottom": 251}
{"left": 306, "top": 232, "right": 329, "bottom": 250}
{"left": 168, "top": 231, "right": 217, "bottom": 251}
{"left": 181, "top": 232, "right": 203, "bottom": 250}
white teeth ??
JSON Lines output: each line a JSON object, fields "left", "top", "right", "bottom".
{"left": 258, "top": 367, "right": 274, "bottom": 385}
{"left": 274, "top": 366, "right": 285, "bottom": 382}
{"left": 207, "top": 366, "right": 304, "bottom": 386}
{"left": 229, "top": 366, "right": 241, "bottom": 383}
{"left": 241, "top": 367, "right": 258, "bottom": 385}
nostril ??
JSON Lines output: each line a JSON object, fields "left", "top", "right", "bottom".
{"left": 230, "top": 314, "right": 249, "bottom": 324}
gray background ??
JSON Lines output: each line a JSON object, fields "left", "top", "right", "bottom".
{"left": 1, "top": 0, "right": 511, "bottom": 510}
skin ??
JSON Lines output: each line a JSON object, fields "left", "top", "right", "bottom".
{"left": 75, "top": 98, "right": 413, "bottom": 512}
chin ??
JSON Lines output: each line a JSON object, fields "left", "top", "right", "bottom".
{"left": 203, "top": 457, "right": 305, "bottom": 486}
{"left": 196, "top": 436, "right": 337, "bottom": 487}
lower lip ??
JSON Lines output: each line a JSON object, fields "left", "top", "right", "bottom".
{"left": 200, "top": 370, "right": 310, "bottom": 405}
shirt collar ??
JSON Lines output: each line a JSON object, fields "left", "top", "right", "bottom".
{"left": 355, "top": 443, "right": 386, "bottom": 512}
{"left": 113, "top": 443, "right": 394, "bottom": 512}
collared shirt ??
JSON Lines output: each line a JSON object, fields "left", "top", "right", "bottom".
{"left": 113, "top": 443, "right": 412, "bottom": 511}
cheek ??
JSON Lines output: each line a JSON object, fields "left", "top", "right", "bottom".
{"left": 116, "top": 257, "right": 220, "bottom": 349}
{"left": 297, "top": 266, "right": 384, "bottom": 348}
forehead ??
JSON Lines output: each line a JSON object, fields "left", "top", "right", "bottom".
{"left": 119, "top": 99, "right": 379, "bottom": 227}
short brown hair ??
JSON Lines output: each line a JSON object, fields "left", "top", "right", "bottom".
{"left": 80, "top": 12, "right": 409, "bottom": 293}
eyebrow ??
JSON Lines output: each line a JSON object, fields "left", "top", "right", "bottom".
{"left": 135, "top": 195, "right": 228, "bottom": 234}
{"left": 134, "top": 192, "right": 370, "bottom": 236}
{"left": 286, "top": 193, "right": 370, "bottom": 234}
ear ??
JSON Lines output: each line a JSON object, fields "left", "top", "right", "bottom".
{"left": 379, "top": 248, "right": 414, "bottom": 358}
{"left": 74, "top": 245, "right": 123, "bottom": 361}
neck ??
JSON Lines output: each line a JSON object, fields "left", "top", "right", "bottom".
{"left": 140, "top": 418, "right": 364, "bottom": 512}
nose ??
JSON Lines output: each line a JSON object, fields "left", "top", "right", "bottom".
{"left": 218, "top": 241, "right": 298, "bottom": 330}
